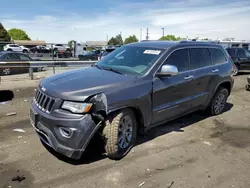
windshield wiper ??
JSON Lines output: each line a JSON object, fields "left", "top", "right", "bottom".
{"left": 92, "top": 63, "right": 102, "bottom": 69}
{"left": 102, "top": 67, "right": 123, "bottom": 74}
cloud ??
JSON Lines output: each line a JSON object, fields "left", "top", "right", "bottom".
{"left": 1, "top": 0, "right": 250, "bottom": 43}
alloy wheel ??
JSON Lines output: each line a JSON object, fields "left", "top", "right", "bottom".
{"left": 118, "top": 115, "right": 133, "bottom": 149}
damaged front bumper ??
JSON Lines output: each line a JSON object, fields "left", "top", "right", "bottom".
{"left": 30, "top": 102, "right": 102, "bottom": 159}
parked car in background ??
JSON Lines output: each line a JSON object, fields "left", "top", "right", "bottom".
{"left": 0, "top": 51, "right": 43, "bottom": 75}
{"left": 226, "top": 47, "right": 250, "bottom": 75}
{"left": 98, "top": 46, "right": 119, "bottom": 60}
{"left": 79, "top": 50, "right": 100, "bottom": 60}
{"left": 4, "top": 44, "right": 22, "bottom": 52}
{"left": 30, "top": 46, "right": 51, "bottom": 54}
{"left": 30, "top": 41, "right": 234, "bottom": 160}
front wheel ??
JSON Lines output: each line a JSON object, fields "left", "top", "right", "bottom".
{"left": 206, "top": 87, "right": 229, "bottom": 115}
{"left": 102, "top": 109, "right": 137, "bottom": 160}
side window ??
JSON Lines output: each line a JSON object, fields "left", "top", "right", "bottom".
{"left": 236, "top": 49, "right": 246, "bottom": 57}
{"left": 164, "top": 49, "right": 189, "bottom": 72}
{"left": 17, "top": 54, "right": 31, "bottom": 61}
{"left": 190, "top": 48, "right": 211, "bottom": 69}
{"left": 3, "top": 54, "right": 19, "bottom": 60}
{"left": 210, "top": 48, "right": 227, "bottom": 65}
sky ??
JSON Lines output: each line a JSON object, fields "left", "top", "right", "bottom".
{"left": 1, "top": 0, "right": 250, "bottom": 43}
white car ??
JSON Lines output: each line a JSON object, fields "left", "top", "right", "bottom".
{"left": 52, "top": 44, "right": 70, "bottom": 52}
{"left": 3, "top": 44, "right": 30, "bottom": 53}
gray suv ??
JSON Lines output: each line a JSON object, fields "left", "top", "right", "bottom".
{"left": 30, "top": 41, "right": 234, "bottom": 160}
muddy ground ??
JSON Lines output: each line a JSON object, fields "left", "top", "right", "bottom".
{"left": 0, "top": 70, "right": 250, "bottom": 188}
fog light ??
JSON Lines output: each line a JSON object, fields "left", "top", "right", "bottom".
{"left": 59, "top": 127, "right": 74, "bottom": 138}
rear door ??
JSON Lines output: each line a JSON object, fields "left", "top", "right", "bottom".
{"left": 15, "top": 53, "right": 31, "bottom": 73}
{"left": 189, "top": 48, "right": 214, "bottom": 109}
{"left": 152, "top": 48, "right": 197, "bottom": 124}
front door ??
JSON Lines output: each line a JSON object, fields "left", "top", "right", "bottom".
{"left": 152, "top": 48, "right": 196, "bottom": 124}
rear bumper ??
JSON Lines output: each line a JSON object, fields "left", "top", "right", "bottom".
{"left": 30, "top": 102, "right": 101, "bottom": 159}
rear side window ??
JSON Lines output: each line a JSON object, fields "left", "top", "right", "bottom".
{"left": 17, "top": 54, "right": 31, "bottom": 60}
{"left": 236, "top": 49, "right": 247, "bottom": 57}
{"left": 190, "top": 48, "right": 211, "bottom": 69}
{"left": 164, "top": 49, "right": 189, "bottom": 72}
{"left": 9, "top": 45, "right": 19, "bottom": 47}
{"left": 210, "top": 48, "right": 227, "bottom": 65}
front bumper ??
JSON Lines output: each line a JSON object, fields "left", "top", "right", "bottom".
{"left": 30, "top": 102, "right": 101, "bottom": 159}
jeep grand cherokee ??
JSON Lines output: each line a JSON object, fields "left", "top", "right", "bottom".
{"left": 30, "top": 41, "right": 234, "bottom": 160}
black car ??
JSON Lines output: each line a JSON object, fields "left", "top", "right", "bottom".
{"left": 0, "top": 51, "right": 43, "bottom": 75}
{"left": 226, "top": 47, "right": 250, "bottom": 75}
{"left": 78, "top": 50, "right": 100, "bottom": 60}
{"left": 30, "top": 41, "right": 234, "bottom": 160}
{"left": 98, "top": 46, "right": 119, "bottom": 60}
{"left": 30, "top": 46, "right": 50, "bottom": 54}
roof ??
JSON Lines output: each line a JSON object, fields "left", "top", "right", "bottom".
{"left": 13, "top": 40, "right": 46, "bottom": 46}
{"left": 128, "top": 40, "right": 221, "bottom": 49}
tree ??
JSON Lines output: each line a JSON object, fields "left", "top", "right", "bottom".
{"left": 0, "top": 23, "right": 11, "bottom": 41}
{"left": 159, "top": 34, "right": 181, "bottom": 41}
{"left": 115, "top": 34, "right": 123, "bottom": 45}
{"left": 108, "top": 34, "right": 123, "bottom": 46}
{"left": 68, "top": 40, "right": 74, "bottom": 49}
{"left": 124, "top": 35, "right": 138, "bottom": 44}
{"left": 8, "top": 28, "right": 31, "bottom": 40}
{"left": 108, "top": 37, "right": 117, "bottom": 45}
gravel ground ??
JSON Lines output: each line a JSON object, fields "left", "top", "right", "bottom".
{"left": 0, "top": 70, "right": 250, "bottom": 188}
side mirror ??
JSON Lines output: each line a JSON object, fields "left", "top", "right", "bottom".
{"left": 0, "top": 90, "right": 14, "bottom": 103}
{"left": 156, "top": 65, "right": 178, "bottom": 77}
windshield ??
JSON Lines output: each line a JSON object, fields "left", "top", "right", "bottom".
{"left": 97, "top": 45, "right": 163, "bottom": 76}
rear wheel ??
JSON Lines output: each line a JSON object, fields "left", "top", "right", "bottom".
{"left": 246, "top": 84, "right": 250, "bottom": 91}
{"left": 7, "top": 49, "right": 12, "bottom": 51}
{"left": 102, "top": 109, "right": 137, "bottom": 160}
{"left": 206, "top": 87, "right": 229, "bottom": 115}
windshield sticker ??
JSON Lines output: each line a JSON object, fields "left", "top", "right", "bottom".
{"left": 143, "top": 50, "right": 161, "bottom": 55}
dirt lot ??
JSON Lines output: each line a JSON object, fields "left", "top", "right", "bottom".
{"left": 0, "top": 70, "right": 250, "bottom": 188}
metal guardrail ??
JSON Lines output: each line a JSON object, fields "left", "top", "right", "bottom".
{"left": 0, "top": 60, "right": 97, "bottom": 81}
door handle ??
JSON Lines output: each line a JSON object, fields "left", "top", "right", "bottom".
{"left": 184, "top": 75, "right": 194, "bottom": 80}
{"left": 212, "top": 69, "right": 219, "bottom": 73}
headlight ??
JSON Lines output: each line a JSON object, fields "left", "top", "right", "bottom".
{"left": 61, "top": 101, "right": 93, "bottom": 113}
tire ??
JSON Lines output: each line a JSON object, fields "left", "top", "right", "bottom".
{"left": 102, "top": 109, "right": 137, "bottom": 160}
{"left": 2, "top": 68, "right": 11, "bottom": 75}
{"left": 7, "top": 49, "right": 13, "bottom": 51}
{"left": 246, "top": 84, "right": 250, "bottom": 91}
{"left": 23, "top": 50, "right": 28, "bottom": 53}
{"left": 206, "top": 87, "right": 229, "bottom": 116}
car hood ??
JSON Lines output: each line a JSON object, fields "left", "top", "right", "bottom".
{"left": 40, "top": 67, "right": 137, "bottom": 101}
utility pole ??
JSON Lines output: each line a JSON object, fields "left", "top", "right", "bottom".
{"left": 161, "top": 28, "right": 164, "bottom": 38}
{"left": 146, "top": 28, "right": 149, "bottom": 40}
{"left": 140, "top": 29, "right": 142, "bottom": 41}
{"left": 106, "top": 35, "right": 108, "bottom": 44}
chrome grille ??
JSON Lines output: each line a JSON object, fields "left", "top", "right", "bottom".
{"left": 34, "top": 90, "right": 55, "bottom": 113}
